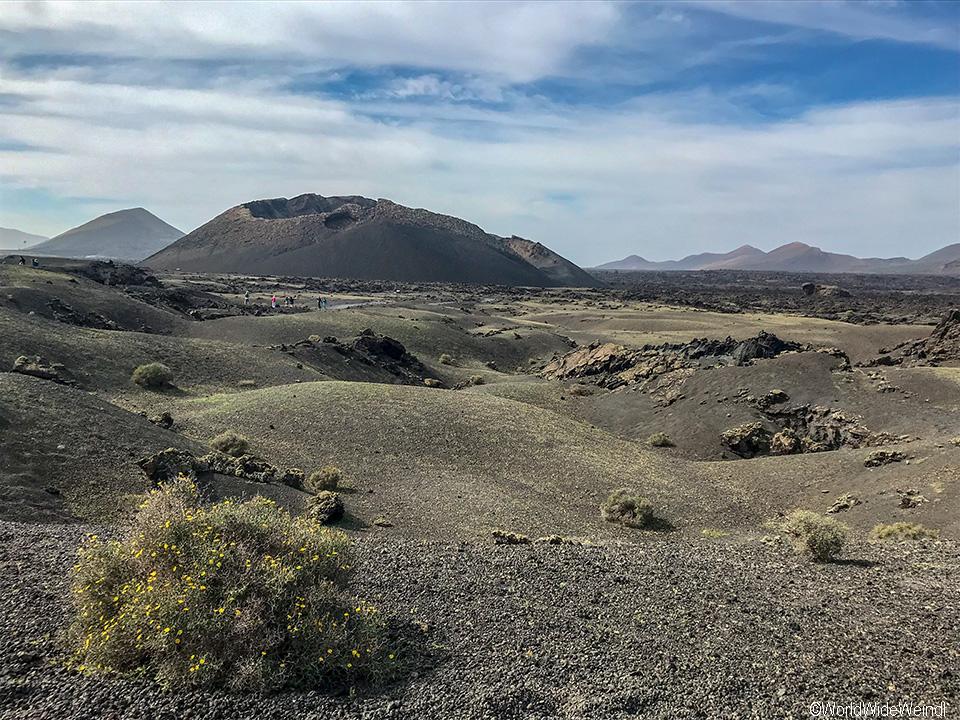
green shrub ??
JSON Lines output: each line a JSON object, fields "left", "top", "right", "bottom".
{"left": 600, "top": 489, "right": 654, "bottom": 529}
{"left": 438, "top": 353, "right": 454, "bottom": 366}
{"left": 307, "top": 466, "right": 342, "bottom": 493}
{"left": 647, "top": 432, "right": 675, "bottom": 448}
{"left": 781, "top": 509, "right": 847, "bottom": 562}
{"left": 69, "top": 476, "right": 401, "bottom": 691}
{"left": 131, "top": 362, "right": 173, "bottom": 389}
{"left": 209, "top": 431, "right": 249, "bottom": 458}
{"left": 870, "top": 522, "right": 939, "bottom": 542}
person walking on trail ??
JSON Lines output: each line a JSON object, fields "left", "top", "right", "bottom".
{"left": 317, "top": 295, "right": 323, "bottom": 311}
{"left": 271, "top": 294, "right": 277, "bottom": 309}
{"left": 18, "top": 256, "right": 25, "bottom": 266}
{"left": 243, "top": 290, "right": 250, "bottom": 305}
{"left": 31, "top": 258, "right": 39, "bottom": 268}
{"left": 322, "top": 297, "right": 329, "bottom": 310}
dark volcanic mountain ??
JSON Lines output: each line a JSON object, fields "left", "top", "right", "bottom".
{"left": 598, "top": 242, "right": 960, "bottom": 276}
{"left": 145, "top": 194, "right": 598, "bottom": 287}
{"left": 31, "top": 208, "right": 183, "bottom": 262}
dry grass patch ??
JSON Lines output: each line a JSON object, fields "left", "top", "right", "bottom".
{"left": 870, "top": 522, "right": 939, "bottom": 542}
{"left": 780, "top": 509, "right": 847, "bottom": 562}
{"left": 131, "top": 362, "right": 173, "bottom": 390}
{"left": 208, "top": 430, "right": 249, "bottom": 458}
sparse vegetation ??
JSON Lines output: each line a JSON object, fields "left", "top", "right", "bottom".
{"left": 307, "top": 466, "right": 343, "bottom": 493}
{"left": 131, "top": 362, "right": 173, "bottom": 389}
{"left": 468, "top": 374, "right": 485, "bottom": 386}
{"left": 780, "top": 509, "right": 847, "bottom": 562}
{"left": 69, "top": 476, "right": 401, "bottom": 691}
{"left": 208, "top": 430, "right": 249, "bottom": 457}
{"left": 438, "top": 353, "right": 454, "bottom": 366}
{"left": 870, "top": 522, "right": 939, "bottom": 542}
{"left": 423, "top": 378, "right": 442, "bottom": 388}
{"left": 701, "top": 528, "right": 729, "bottom": 538}
{"left": 567, "top": 384, "right": 593, "bottom": 397}
{"left": 647, "top": 432, "right": 675, "bottom": 448}
{"left": 237, "top": 379, "right": 257, "bottom": 389}
{"left": 600, "top": 489, "right": 655, "bottom": 529}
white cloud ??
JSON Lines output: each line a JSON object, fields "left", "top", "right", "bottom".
{"left": 690, "top": 0, "right": 960, "bottom": 48}
{"left": 0, "top": 1, "right": 620, "bottom": 82}
{"left": 1, "top": 69, "right": 956, "bottom": 264}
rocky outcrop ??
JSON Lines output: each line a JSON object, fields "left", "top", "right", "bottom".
{"left": 868, "top": 310, "right": 960, "bottom": 367}
{"left": 307, "top": 491, "right": 344, "bottom": 524}
{"left": 541, "top": 332, "right": 805, "bottom": 390}
{"left": 285, "top": 330, "right": 429, "bottom": 385}
{"left": 11, "top": 356, "right": 73, "bottom": 385}
{"left": 720, "top": 423, "right": 773, "bottom": 458}
{"left": 864, "top": 450, "right": 906, "bottom": 468}
{"left": 137, "top": 447, "right": 304, "bottom": 488}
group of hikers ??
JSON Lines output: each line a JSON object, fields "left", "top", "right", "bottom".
{"left": 17, "top": 256, "right": 39, "bottom": 268}
{"left": 241, "top": 290, "right": 329, "bottom": 311}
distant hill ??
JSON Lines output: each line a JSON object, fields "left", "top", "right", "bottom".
{"left": 30, "top": 208, "right": 183, "bottom": 262}
{"left": 0, "top": 227, "right": 48, "bottom": 250}
{"left": 597, "top": 242, "right": 960, "bottom": 276}
{"left": 145, "top": 194, "right": 599, "bottom": 287}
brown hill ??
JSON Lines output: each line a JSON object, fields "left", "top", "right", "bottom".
{"left": 145, "top": 194, "right": 599, "bottom": 287}
{"left": 598, "top": 242, "right": 960, "bottom": 276}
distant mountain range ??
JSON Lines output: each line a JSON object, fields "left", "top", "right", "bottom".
{"left": 0, "top": 227, "right": 48, "bottom": 250}
{"left": 28, "top": 208, "right": 183, "bottom": 262}
{"left": 596, "top": 242, "right": 960, "bottom": 276}
{"left": 146, "top": 194, "right": 599, "bottom": 287}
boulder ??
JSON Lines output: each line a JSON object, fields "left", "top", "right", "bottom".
{"left": 770, "top": 429, "right": 802, "bottom": 456}
{"left": 11, "top": 355, "right": 70, "bottom": 384}
{"left": 720, "top": 422, "right": 772, "bottom": 458}
{"left": 864, "top": 449, "right": 907, "bottom": 468}
{"left": 307, "top": 491, "right": 344, "bottom": 524}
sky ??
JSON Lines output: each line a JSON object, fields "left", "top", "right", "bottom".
{"left": 0, "top": 1, "right": 958, "bottom": 265}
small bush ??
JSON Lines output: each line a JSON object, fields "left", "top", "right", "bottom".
{"left": 423, "top": 378, "right": 442, "bottom": 388}
{"left": 870, "top": 522, "right": 939, "bottom": 542}
{"left": 468, "top": 375, "right": 485, "bottom": 386}
{"left": 69, "top": 476, "right": 401, "bottom": 691}
{"left": 438, "top": 353, "right": 454, "bottom": 366}
{"left": 209, "top": 431, "right": 249, "bottom": 458}
{"left": 600, "top": 489, "right": 654, "bottom": 529}
{"left": 131, "top": 362, "right": 173, "bottom": 389}
{"left": 780, "top": 509, "right": 847, "bottom": 562}
{"left": 237, "top": 380, "right": 257, "bottom": 389}
{"left": 647, "top": 432, "right": 675, "bottom": 448}
{"left": 567, "top": 384, "right": 593, "bottom": 397}
{"left": 307, "top": 466, "right": 342, "bottom": 493}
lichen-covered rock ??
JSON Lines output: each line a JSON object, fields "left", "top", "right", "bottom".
{"left": 12, "top": 356, "right": 70, "bottom": 384}
{"left": 307, "top": 491, "right": 344, "bottom": 524}
{"left": 864, "top": 449, "right": 907, "bottom": 468}
{"left": 720, "top": 422, "right": 773, "bottom": 458}
{"left": 827, "top": 494, "right": 861, "bottom": 514}
{"left": 769, "top": 429, "right": 801, "bottom": 456}
{"left": 137, "top": 448, "right": 200, "bottom": 485}
{"left": 491, "top": 530, "right": 531, "bottom": 545}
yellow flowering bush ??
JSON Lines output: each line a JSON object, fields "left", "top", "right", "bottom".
{"left": 70, "top": 476, "right": 401, "bottom": 691}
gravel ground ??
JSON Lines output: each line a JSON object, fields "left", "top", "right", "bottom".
{"left": 0, "top": 520, "right": 957, "bottom": 720}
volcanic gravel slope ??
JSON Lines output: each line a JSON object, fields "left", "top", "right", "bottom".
{"left": 1, "top": 521, "right": 956, "bottom": 720}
